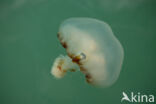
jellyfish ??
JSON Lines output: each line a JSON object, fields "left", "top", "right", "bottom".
{"left": 51, "top": 17, "right": 124, "bottom": 87}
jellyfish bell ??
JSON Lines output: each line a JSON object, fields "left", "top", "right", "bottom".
{"left": 51, "top": 17, "right": 124, "bottom": 87}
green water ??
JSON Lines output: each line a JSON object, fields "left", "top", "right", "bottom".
{"left": 0, "top": 0, "right": 156, "bottom": 104}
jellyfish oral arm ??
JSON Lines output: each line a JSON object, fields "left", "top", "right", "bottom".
{"left": 51, "top": 55, "right": 79, "bottom": 78}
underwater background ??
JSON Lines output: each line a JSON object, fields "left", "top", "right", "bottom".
{"left": 0, "top": 0, "right": 156, "bottom": 104}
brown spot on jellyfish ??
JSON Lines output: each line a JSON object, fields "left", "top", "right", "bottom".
{"left": 51, "top": 17, "right": 124, "bottom": 87}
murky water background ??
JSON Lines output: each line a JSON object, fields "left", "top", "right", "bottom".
{"left": 0, "top": 0, "right": 156, "bottom": 104}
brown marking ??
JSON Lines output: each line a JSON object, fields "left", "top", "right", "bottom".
{"left": 67, "top": 53, "right": 74, "bottom": 59}
{"left": 61, "top": 42, "right": 67, "bottom": 49}
{"left": 57, "top": 33, "right": 61, "bottom": 42}
{"left": 72, "top": 53, "right": 85, "bottom": 65}
{"left": 85, "top": 74, "right": 92, "bottom": 83}
{"left": 57, "top": 32, "right": 62, "bottom": 40}
{"left": 85, "top": 74, "right": 91, "bottom": 79}
{"left": 57, "top": 65, "right": 62, "bottom": 71}
{"left": 79, "top": 66, "right": 86, "bottom": 73}
{"left": 68, "top": 52, "right": 84, "bottom": 69}
{"left": 57, "top": 33, "right": 60, "bottom": 38}
{"left": 57, "top": 59, "right": 64, "bottom": 71}
{"left": 57, "top": 33, "right": 68, "bottom": 49}
{"left": 63, "top": 70, "right": 67, "bottom": 73}
{"left": 72, "top": 55, "right": 81, "bottom": 63}
{"left": 86, "top": 79, "right": 92, "bottom": 84}
{"left": 70, "top": 69, "right": 76, "bottom": 72}
{"left": 57, "top": 64, "right": 67, "bottom": 73}
{"left": 68, "top": 52, "right": 83, "bottom": 64}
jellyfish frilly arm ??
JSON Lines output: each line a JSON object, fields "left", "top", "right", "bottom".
{"left": 51, "top": 55, "right": 79, "bottom": 78}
